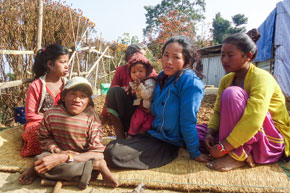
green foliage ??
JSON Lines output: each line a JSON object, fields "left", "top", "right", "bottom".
{"left": 212, "top": 12, "right": 247, "bottom": 44}
{"left": 117, "top": 33, "right": 139, "bottom": 45}
{"left": 232, "top": 14, "right": 248, "bottom": 27}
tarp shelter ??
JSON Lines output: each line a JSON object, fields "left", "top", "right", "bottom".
{"left": 255, "top": 0, "right": 290, "bottom": 97}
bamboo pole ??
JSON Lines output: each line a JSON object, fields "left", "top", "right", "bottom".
{"left": 68, "top": 27, "right": 89, "bottom": 79}
{"left": 68, "top": 8, "right": 81, "bottom": 76}
{"left": 36, "top": 0, "right": 44, "bottom": 51}
{"left": 86, "top": 47, "right": 108, "bottom": 79}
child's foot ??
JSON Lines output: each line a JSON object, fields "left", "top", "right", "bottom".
{"left": 206, "top": 154, "right": 245, "bottom": 172}
{"left": 246, "top": 153, "right": 255, "bottom": 168}
{"left": 126, "top": 135, "right": 133, "bottom": 139}
{"left": 18, "top": 167, "right": 38, "bottom": 185}
{"left": 94, "top": 160, "right": 119, "bottom": 187}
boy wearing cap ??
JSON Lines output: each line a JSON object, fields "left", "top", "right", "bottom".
{"left": 18, "top": 77, "right": 118, "bottom": 188}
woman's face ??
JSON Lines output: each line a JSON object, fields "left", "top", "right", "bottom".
{"left": 161, "top": 42, "right": 185, "bottom": 77}
{"left": 48, "top": 54, "right": 69, "bottom": 77}
{"left": 63, "top": 90, "right": 89, "bottom": 115}
{"left": 221, "top": 43, "right": 250, "bottom": 73}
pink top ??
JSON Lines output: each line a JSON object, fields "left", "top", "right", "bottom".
{"left": 25, "top": 78, "right": 62, "bottom": 123}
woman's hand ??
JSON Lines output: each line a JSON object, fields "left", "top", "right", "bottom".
{"left": 194, "top": 153, "right": 213, "bottom": 163}
{"left": 34, "top": 153, "right": 67, "bottom": 174}
{"left": 205, "top": 133, "right": 215, "bottom": 152}
{"left": 209, "top": 144, "right": 226, "bottom": 159}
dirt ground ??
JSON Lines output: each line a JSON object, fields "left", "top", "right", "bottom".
{"left": 93, "top": 94, "right": 217, "bottom": 137}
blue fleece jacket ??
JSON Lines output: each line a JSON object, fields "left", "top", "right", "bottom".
{"left": 148, "top": 69, "right": 204, "bottom": 159}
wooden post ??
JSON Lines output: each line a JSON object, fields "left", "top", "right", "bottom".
{"left": 36, "top": 0, "right": 44, "bottom": 51}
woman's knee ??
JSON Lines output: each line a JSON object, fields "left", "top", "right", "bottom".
{"left": 222, "top": 86, "right": 248, "bottom": 102}
{"left": 107, "top": 87, "right": 125, "bottom": 99}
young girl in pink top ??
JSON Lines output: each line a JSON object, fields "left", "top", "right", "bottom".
{"left": 21, "top": 44, "right": 69, "bottom": 157}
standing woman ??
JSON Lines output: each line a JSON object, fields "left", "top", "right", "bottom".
{"left": 21, "top": 44, "right": 69, "bottom": 157}
{"left": 104, "top": 36, "right": 211, "bottom": 169}
{"left": 204, "top": 29, "right": 290, "bottom": 171}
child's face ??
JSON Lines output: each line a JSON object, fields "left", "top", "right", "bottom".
{"left": 221, "top": 43, "right": 251, "bottom": 73}
{"left": 63, "top": 90, "right": 89, "bottom": 115}
{"left": 48, "top": 54, "right": 69, "bottom": 77}
{"left": 161, "top": 42, "right": 185, "bottom": 77}
{"left": 130, "top": 63, "right": 147, "bottom": 82}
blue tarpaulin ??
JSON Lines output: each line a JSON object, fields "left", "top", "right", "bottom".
{"left": 255, "top": 0, "right": 290, "bottom": 97}
{"left": 255, "top": 8, "right": 276, "bottom": 62}
{"left": 273, "top": 1, "right": 290, "bottom": 97}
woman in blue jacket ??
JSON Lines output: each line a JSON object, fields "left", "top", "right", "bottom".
{"left": 104, "top": 36, "right": 211, "bottom": 169}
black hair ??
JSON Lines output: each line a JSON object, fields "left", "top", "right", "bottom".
{"left": 161, "top": 35, "right": 203, "bottom": 79}
{"left": 222, "top": 28, "right": 261, "bottom": 61}
{"left": 125, "top": 43, "right": 146, "bottom": 62}
{"left": 58, "top": 85, "right": 94, "bottom": 108}
{"left": 128, "top": 62, "right": 153, "bottom": 78}
{"left": 33, "top": 44, "right": 69, "bottom": 79}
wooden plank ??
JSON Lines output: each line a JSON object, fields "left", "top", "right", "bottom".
{"left": 0, "top": 50, "right": 34, "bottom": 55}
{"left": 0, "top": 79, "right": 33, "bottom": 89}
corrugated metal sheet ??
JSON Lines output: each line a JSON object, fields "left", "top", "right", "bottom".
{"left": 255, "top": 59, "right": 274, "bottom": 73}
{"left": 201, "top": 55, "right": 225, "bottom": 87}
{"left": 201, "top": 54, "right": 274, "bottom": 87}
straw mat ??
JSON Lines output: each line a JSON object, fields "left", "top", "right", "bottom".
{"left": 1, "top": 126, "right": 289, "bottom": 192}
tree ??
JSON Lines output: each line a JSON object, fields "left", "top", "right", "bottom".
{"left": 144, "top": 0, "right": 205, "bottom": 38}
{"left": 212, "top": 12, "right": 247, "bottom": 44}
{"left": 117, "top": 33, "right": 139, "bottom": 45}
{"left": 232, "top": 14, "right": 248, "bottom": 27}
{"left": 212, "top": 13, "right": 231, "bottom": 45}
{"left": 144, "top": 0, "right": 206, "bottom": 58}
{"left": 230, "top": 14, "right": 248, "bottom": 34}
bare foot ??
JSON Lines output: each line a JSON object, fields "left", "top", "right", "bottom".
{"left": 206, "top": 154, "right": 245, "bottom": 172}
{"left": 126, "top": 135, "right": 133, "bottom": 139}
{"left": 18, "top": 167, "right": 38, "bottom": 185}
{"left": 246, "top": 153, "right": 255, "bottom": 168}
{"left": 94, "top": 159, "right": 119, "bottom": 187}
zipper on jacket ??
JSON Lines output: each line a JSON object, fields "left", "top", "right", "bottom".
{"left": 159, "top": 84, "right": 174, "bottom": 133}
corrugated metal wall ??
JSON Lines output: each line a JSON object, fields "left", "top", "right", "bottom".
{"left": 201, "top": 55, "right": 273, "bottom": 87}
{"left": 255, "top": 59, "right": 274, "bottom": 73}
{"left": 201, "top": 54, "right": 225, "bottom": 87}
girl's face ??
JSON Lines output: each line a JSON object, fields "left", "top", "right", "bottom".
{"left": 48, "top": 54, "right": 69, "bottom": 77}
{"left": 63, "top": 90, "right": 89, "bottom": 115}
{"left": 130, "top": 63, "right": 147, "bottom": 82}
{"left": 161, "top": 42, "right": 185, "bottom": 77}
{"left": 221, "top": 43, "right": 251, "bottom": 73}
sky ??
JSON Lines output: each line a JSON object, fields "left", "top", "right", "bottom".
{"left": 65, "top": 0, "right": 282, "bottom": 42}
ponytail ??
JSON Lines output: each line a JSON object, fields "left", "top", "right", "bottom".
{"left": 33, "top": 44, "right": 69, "bottom": 79}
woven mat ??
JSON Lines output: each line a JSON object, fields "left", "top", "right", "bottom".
{"left": 1, "top": 127, "right": 290, "bottom": 192}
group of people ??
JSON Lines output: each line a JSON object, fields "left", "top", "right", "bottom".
{"left": 18, "top": 28, "right": 290, "bottom": 189}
